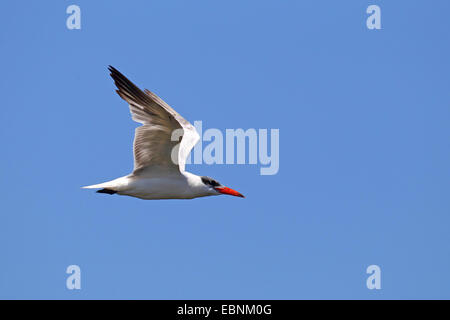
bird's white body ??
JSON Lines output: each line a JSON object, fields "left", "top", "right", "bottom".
{"left": 82, "top": 67, "right": 243, "bottom": 200}
{"left": 89, "top": 171, "right": 217, "bottom": 200}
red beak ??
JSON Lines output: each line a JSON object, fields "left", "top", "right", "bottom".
{"left": 215, "top": 186, "right": 245, "bottom": 198}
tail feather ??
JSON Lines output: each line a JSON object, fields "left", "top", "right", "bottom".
{"left": 82, "top": 177, "right": 127, "bottom": 195}
{"left": 82, "top": 182, "right": 112, "bottom": 189}
{"left": 82, "top": 183, "right": 117, "bottom": 195}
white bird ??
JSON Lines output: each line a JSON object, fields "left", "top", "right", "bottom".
{"left": 83, "top": 66, "right": 244, "bottom": 200}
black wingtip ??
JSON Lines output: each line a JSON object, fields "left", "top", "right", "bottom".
{"left": 108, "top": 65, "right": 118, "bottom": 73}
{"left": 107, "top": 65, "right": 151, "bottom": 106}
{"left": 108, "top": 66, "right": 125, "bottom": 81}
{"left": 108, "top": 65, "right": 122, "bottom": 78}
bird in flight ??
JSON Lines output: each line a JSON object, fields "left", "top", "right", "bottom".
{"left": 83, "top": 66, "right": 244, "bottom": 200}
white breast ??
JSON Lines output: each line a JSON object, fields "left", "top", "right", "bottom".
{"left": 118, "top": 171, "right": 215, "bottom": 200}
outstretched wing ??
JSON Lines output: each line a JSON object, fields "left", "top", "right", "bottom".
{"left": 108, "top": 66, "right": 200, "bottom": 174}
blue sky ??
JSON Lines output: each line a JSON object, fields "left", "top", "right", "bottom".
{"left": 1, "top": 0, "right": 450, "bottom": 299}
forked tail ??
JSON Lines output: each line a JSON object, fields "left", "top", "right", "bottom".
{"left": 82, "top": 179, "right": 122, "bottom": 195}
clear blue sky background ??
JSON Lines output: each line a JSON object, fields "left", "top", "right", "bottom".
{"left": 1, "top": 0, "right": 449, "bottom": 299}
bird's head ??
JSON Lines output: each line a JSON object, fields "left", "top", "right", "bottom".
{"left": 201, "top": 176, "right": 245, "bottom": 198}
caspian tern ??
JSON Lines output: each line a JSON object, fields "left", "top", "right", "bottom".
{"left": 82, "top": 66, "right": 244, "bottom": 200}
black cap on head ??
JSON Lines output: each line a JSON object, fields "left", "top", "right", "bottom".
{"left": 201, "top": 176, "right": 221, "bottom": 187}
